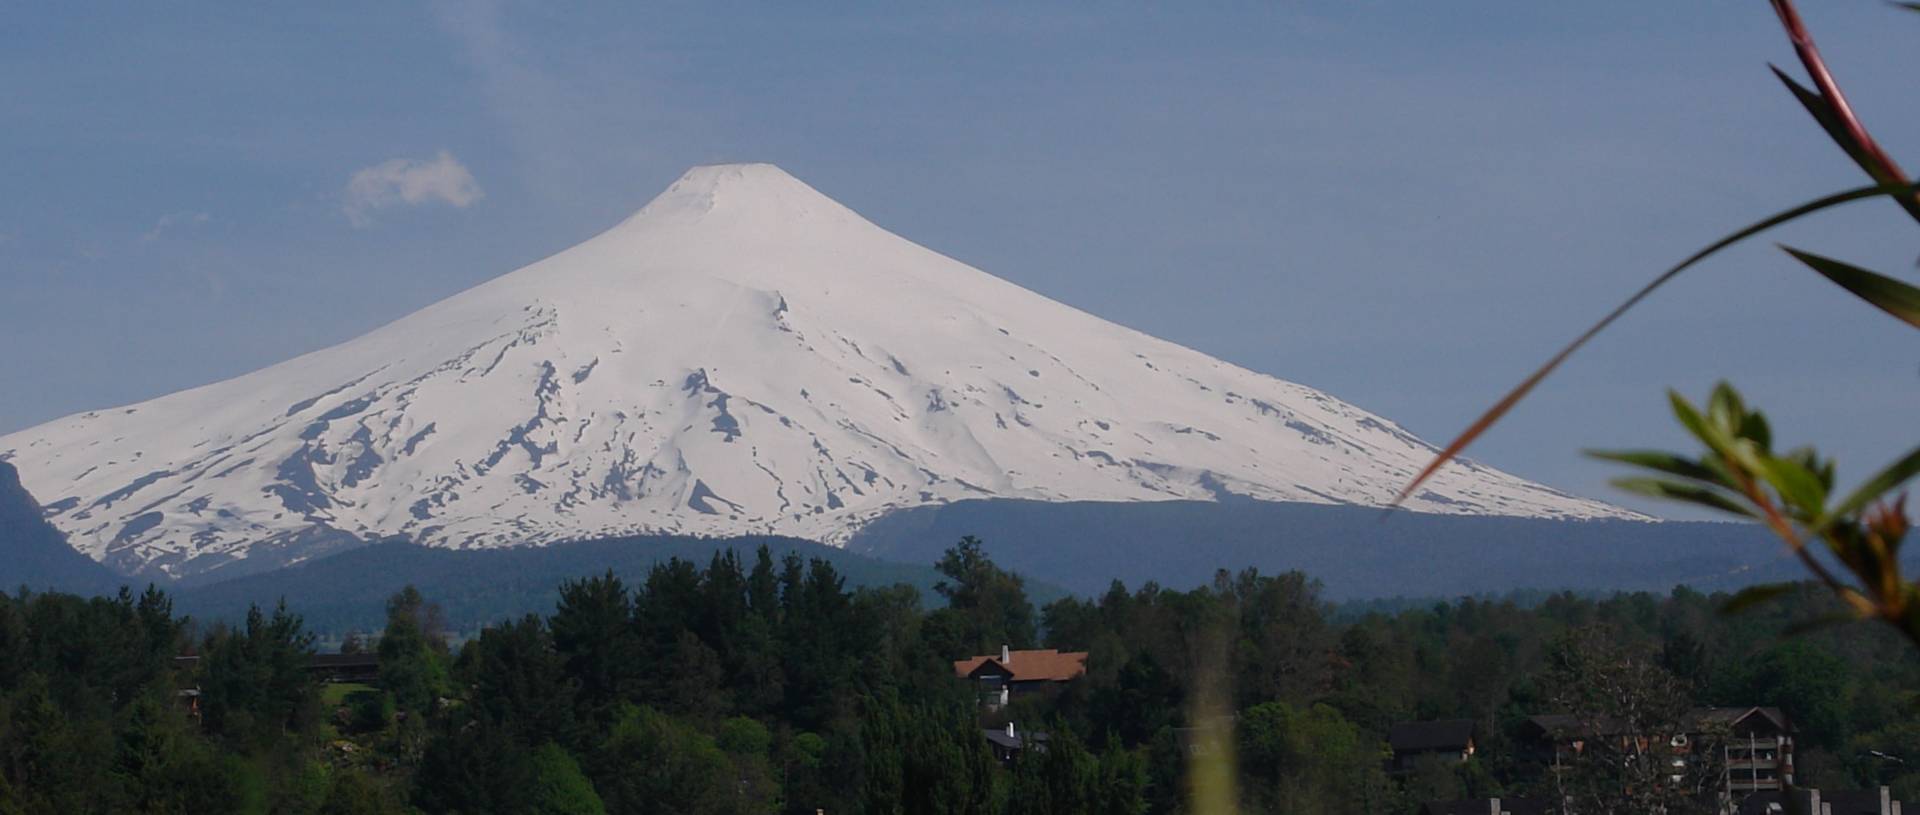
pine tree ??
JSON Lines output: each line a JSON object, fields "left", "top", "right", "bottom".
{"left": 551, "top": 572, "right": 644, "bottom": 730}
{"left": 459, "top": 614, "right": 576, "bottom": 748}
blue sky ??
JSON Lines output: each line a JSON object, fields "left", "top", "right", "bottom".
{"left": 2, "top": 2, "right": 1915, "bottom": 518}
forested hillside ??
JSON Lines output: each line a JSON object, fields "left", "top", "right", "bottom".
{"left": 167, "top": 534, "right": 1058, "bottom": 636}
{"left": 2, "top": 539, "right": 1916, "bottom": 813}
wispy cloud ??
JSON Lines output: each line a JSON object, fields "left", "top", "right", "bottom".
{"left": 141, "top": 211, "right": 210, "bottom": 242}
{"left": 343, "top": 150, "right": 483, "bottom": 226}
{"left": 432, "top": 1, "right": 673, "bottom": 212}
{"left": 432, "top": 2, "right": 581, "bottom": 203}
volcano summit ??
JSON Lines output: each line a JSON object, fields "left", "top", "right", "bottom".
{"left": 0, "top": 164, "right": 1636, "bottom": 581}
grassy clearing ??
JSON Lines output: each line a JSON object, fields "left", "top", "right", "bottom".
{"left": 320, "top": 682, "right": 375, "bottom": 707}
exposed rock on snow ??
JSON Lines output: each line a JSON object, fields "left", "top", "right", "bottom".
{"left": 0, "top": 164, "right": 1638, "bottom": 579}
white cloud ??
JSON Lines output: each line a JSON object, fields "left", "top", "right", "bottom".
{"left": 343, "top": 150, "right": 484, "bottom": 226}
{"left": 141, "top": 211, "right": 210, "bottom": 242}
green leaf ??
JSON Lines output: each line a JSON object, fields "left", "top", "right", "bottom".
{"left": 1610, "top": 477, "right": 1756, "bottom": 518}
{"left": 1719, "top": 582, "right": 1795, "bottom": 615}
{"left": 1768, "top": 31, "right": 1920, "bottom": 223}
{"left": 1708, "top": 384, "right": 1781, "bottom": 478}
{"left": 1823, "top": 445, "right": 1920, "bottom": 529}
{"left": 1668, "top": 390, "right": 1749, "bottom": 472}
{"left": 1780, "top": 246, "right": 1920, "bottom": 329}
{"left": 1707, "top": 383, "right": 1746, "bottom": 434}
{"left": 1739, "top": 410, "right": 1773, "bottom": 452}
{"left": 1784, "top": 446, "right": 1836, "bottom": 495}
{"left": 1585, "top": 449, "right": 1727, "bottom": 486}
{"left": 1759, "top": 455, "right": 1828, "bottom": 517}
{"left": 1769, "top": 67, "right": 1895, "bottom": 191}
{"left": 1667, "top": 391, "right": 1716, "bottom": 447}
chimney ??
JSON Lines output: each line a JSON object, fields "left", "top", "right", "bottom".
{"left": 1487, "top": 799, "right": 1501, "bottom": 815}
{"left": 1001, "top": 644, "right": 1011, "bottom": 663}
{"left": 1006, "top": 721, "right": 1016, "bottom": 739}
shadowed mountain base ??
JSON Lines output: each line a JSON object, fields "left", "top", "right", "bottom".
{"left": 0, "top": 461, "right": 121, "bottom": 594}
{"left": 850, "top": 498, "right": 1817, "bottom": 600}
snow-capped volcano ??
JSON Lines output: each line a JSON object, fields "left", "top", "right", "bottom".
{"left": 0, "top": 163, "right": 1636, "bottom": 580}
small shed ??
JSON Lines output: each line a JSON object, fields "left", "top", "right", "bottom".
{"left": 982, "top": 722, "right": 1050, "bottom": 764}
{"left": 1388, "top": 719, "right": 1476, "bottom": 771}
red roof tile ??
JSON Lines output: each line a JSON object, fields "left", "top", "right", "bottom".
{"left": 953, "top": 649, "right": 1088, "bottom": 683}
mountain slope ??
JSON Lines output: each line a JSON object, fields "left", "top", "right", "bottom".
{"left": 0, "top": 163, "right": 1635, "bottom": 581}
{"left": 0, "top": 461, "right": 122, "bottom": 593}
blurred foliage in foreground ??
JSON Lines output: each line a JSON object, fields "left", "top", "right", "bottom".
{"left": 1400, "top": 0, "right": 1919, "bottom": 651}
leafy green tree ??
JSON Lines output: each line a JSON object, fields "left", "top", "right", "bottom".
{"left": 858, "top": 695, "right": 996, "bottom": 815}
{"left": 1005, "top": 726, "right": 1097, "bottom": 815}
{"left": 109, "top": 691, "right": 245, "bottom": 813}
{"left": 345, "top": 690, "right": 395, "bottom": 735}
{"left": 1711, "top": 640, "right": 1852, "bottom": 749}
{"left": 1086, "top": 652, "right": 1179, "bottom": 748}
{"left": 1093, "top": 738, "right": 1150, "bottom": 815}
{"left": 1226, "top": 568, "right": 1334, "bottom": 707}
{"left": 714, "top": 718, "right": 778, "bottom": 814}
{"left": 663, "top": 630, "right": 728, "bottom": 723}
{"left": 930, "top": 536, "right": 1037, "bottom": 654}
{"left": 0, "top": 674, "right": 113, "bottom": 813}
{"left": 779, "top": 728, "right": 855, "bottom": 815}
{"left": 1400, "top": 754, "right": 1468, "bottom": 809}
{"left": 1539, "top": 626, "right": 1723, "bottom": 815}
{"left": 413, "top": 716, "right": 537, "bottom": 814}
{"left": 1236, "top": 701, "right": 1391, "bottom": 815}
{"left": 377, "top": 585, "right": 449, "bottom": 715}
{"left": 319, "top": 767, "right": 408, "bottom": 815}
{"left": 530, "top": 743, "right": 606, "bottom": 815}
{"left": 588, "top": 705, "right": 742, "bottom": 815}
{"left": 1143, "top": 726, "right": 1186, "bottom": 815}
{"left": 0, "top": 773, "right": 21, "bottom": 815}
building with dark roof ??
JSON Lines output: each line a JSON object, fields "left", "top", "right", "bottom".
{"left": 1389, "top": 719, "right": 1477, "bottom": 771}
{"left": 309, "top": 652, "right": 381, "bottom": 683}
{"left": 1705, "top": 708, "right": 1797, "bottom": 795}
{"left": 982, "top": 722, "right": 1050, "bottom": 764}
{"left": 175, "top": 652, "right": 381, "bottom": 684}
{"left": 1518, "top": 706, "right": 1796, "bottom": 795}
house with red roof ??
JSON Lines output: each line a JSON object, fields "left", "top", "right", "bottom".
{"left": 953, "top": 645, "right": 1088, "bottom": 708}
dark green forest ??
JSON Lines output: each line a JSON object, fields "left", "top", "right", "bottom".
{"left": 3, "top": 538, "right": 1916, "bottom": 814}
